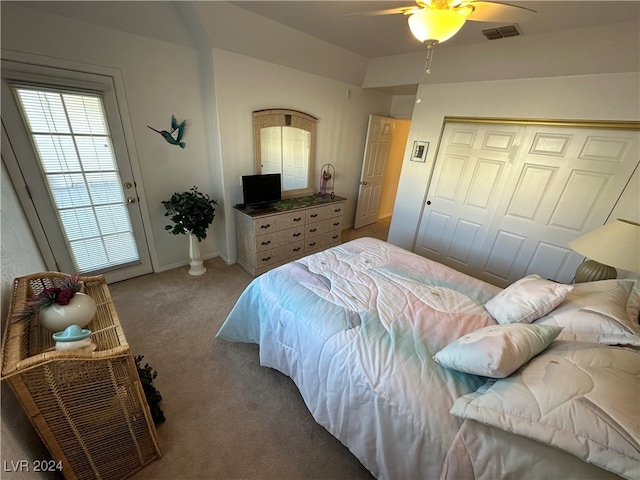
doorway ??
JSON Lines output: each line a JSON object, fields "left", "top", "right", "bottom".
{"left": 353, "top": 115, "right": 409, "bottom": 230}
{"left": 1, "top": 61, "right": 153, "bottom": 283}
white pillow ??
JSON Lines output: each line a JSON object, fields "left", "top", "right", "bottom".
{"left": 433, "top": 323, "right": 563, "bottom": 378}
{"left": 485, "top": 274, "right": 574, "bottom": 324}
{"left": 534, "top": 279, "right": 640, "bottom": 345}
{"left": 554, "top": 332, "right": 640, "bottom": 346}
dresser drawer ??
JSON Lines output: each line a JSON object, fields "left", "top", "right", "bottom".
{"left": 304, "top": 231, "right": 341, "bottom": 253}
{"left": 305, "top": 203, "right": 344, "bottom": 223}
{"left": 256, "top": 241, "right": 305, "bottom": 268}
{"left": 256, "top": 226, "right": 305, "bottom": 253}
{"left": 306, "top": 217, "right": 343, "bottom": 238}
{"left": 235, "top": 197, "right": 345, "bottom": 276}
{"left": 254, "top": 211, "right": 305, "bottom": 236}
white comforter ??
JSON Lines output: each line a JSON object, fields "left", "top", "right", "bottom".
{"left": 451, "top": 341, "right": 640, "bottom": 480}
{"left": 217, "top": 238, "right": 636, "bottom": 479}
{"left": 218, "top": 238, "right": 500, "bottom": 479}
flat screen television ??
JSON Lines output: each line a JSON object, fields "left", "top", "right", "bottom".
{"left": 242, "top": 173, "right": 282, "bottom": 207}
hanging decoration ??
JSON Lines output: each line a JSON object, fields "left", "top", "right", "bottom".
{"left": 148, "top": 114, "right": 187, "bottom": 149}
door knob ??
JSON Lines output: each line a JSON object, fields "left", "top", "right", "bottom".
{"left": 361, "top": 181, "right": 368, "bottom": 185}
{"left": 127, "top": 197, "right": 137, "bottom": 204}
{"left": 123, "top": 182, "right": 133, "bottom": 189}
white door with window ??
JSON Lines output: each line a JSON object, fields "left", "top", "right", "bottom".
{"left": 414, "top": 121, "right": 639, "bottom": 287}
{"left": 2, "top": 61, "right": 152, "bottom": 283}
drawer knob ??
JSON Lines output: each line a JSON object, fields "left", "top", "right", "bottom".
{"left": 294, "top": 217, "right": 302, "bottom": 222}
{"left": 333, "top": 222, "right": 339, "bottom": 226}
{"left": 310, "top": 214, "right": 318, "bottom": 218}
{"left": 261, "top": 256, "right": 271, "bottom": 262}
{"left": 293, "top": 247, "right": 301, "bottom": 252}
{"left": 332, "top": 235, "right": 339, "bottom": 239}
{"left": 309, "top": 228, "right": 317, "bottom": 233}
{"left": 309, "top": 242, "right": 316, "bottom": 247}
{"left": 261, "top": 224, "right": 271, "bottom": 229}
{"left": 293, "top": 232, "right": 301, "bottom": 237}
{"left": 335, "top": 208, "right": 341, "bottom": 212}
{"left": 261, "top": 240, "right": 271, "bottom": 246}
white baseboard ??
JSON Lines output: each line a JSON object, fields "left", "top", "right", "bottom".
{"left": 156, "top": 252, "right": 223, "bottom": 273}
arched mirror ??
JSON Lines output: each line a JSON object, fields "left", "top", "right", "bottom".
{"left": 253, "top": 109, "right": 317, "bottom": 199}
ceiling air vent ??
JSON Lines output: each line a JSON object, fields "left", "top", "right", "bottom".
{"left": 482, "top": 24, "right": 521, "bottom": 40}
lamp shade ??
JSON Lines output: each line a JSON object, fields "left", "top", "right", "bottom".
{"left": 568, "top": 219, "right": 640, "bottom": 273}
{"left": 408, "top": 9, "right": 466, "bottom": 43}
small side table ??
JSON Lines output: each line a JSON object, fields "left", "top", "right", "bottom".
{"left": 1, "top": 272, "right": 161, "bottom": 480}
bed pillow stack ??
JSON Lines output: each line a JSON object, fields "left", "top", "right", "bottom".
{"left": 434, "top": 274, "right": 572, "bottom": 378}
{"left": 534, "top": 278, "right": 640, "bottom": 346}
{"left": 434, "top": 276, "right": 640, "bottom": 379}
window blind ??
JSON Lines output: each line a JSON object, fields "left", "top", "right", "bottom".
{"left": 15, "top": 87, "right": 139, "bottom": 273}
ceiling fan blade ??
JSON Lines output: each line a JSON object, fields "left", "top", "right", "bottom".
{"left": 464, "top": 1, "right": 536, "bottom": 23}
{"left": 346, "top": 6, "right": 421, "bottom": 17}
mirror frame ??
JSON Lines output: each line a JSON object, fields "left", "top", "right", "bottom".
{"left": 253, "top": 108, "right": 317, "bottom": 199}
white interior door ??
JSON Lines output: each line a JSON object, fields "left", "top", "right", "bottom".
{"left": 415, "top": 121, "right": 639, "bottom": 286}
{"left": 1, "top": 62, "right": 152, "bottom": 283}
{"left": 354, "top": 115, "right": 394, "bottom": 229}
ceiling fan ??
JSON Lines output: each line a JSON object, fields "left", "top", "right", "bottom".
{"left": 351, "top": 0, "right": 536, "bottom": 73}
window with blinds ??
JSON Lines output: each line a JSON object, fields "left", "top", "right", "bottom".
{"left": 14, "top": 87, "right": 140, "bottom": 273}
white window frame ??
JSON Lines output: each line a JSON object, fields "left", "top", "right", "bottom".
{"left": 1, "top": 51, "right": 157, "bottom": 280}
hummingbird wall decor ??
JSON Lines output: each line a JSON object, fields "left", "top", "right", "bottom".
{"left": 148, "top": 115, "right": 187, "bottom": 149}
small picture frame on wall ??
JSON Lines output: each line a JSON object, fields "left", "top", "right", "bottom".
{"left": 411, "top": 141, "right": 429, "bottom": 162}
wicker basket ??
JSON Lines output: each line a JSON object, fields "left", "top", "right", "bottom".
{"left": 1, "top": 272, "right": 161, "bottom": 480}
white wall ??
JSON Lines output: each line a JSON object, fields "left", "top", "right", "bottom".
{"left": 1, "top": 161, "right": 52, "bottom": 477}
{"left": 390, "top": 95, "right": 416, "bottom": 119}
{"left": 364, "top": 20, "right": 640, "bottom": 88}
{"left": 388, "top": 72, "right": 640, "bottom": 251}
{"left": 1, "top": 3, "right": 220, "bottom": 270}
{"left": 212, "top": 49, "right": 392, "bottom": 259}
{"left": 181, "top": 1, "right": 370, "bottom": 87}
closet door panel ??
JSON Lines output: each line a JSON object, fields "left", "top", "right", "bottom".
{"left": 414, "top": 123, "right": 522, "bottom": 271}
{"left": 415, "top": 121, "right": 639, "bottom": 287}
{"left": 482, "top": 126, "right": 639, "bottom": 285}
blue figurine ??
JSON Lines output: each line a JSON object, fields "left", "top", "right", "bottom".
{"left": 148, "top": 115, "right": 186, "bottom": 149}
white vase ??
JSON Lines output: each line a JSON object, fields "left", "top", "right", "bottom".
{"left": 39, "top": 292, "right": 97, "bottom": 332}
{"left": 188, "top": 233, "right": 206, "bottom": 276}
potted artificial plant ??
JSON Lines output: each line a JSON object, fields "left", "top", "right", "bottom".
{"left": 162, "top": 186, "right": 218, "bottom": 276}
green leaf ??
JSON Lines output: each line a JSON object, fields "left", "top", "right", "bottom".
{"left": 161, "top": 186, "right": 217, "bottom": 241}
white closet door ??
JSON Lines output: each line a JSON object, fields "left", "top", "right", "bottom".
{"left": 414, "top": 123, "right": 525, "bottom": 276}
{"left": 414, "top": 121, "right": 639, "bottom": 286}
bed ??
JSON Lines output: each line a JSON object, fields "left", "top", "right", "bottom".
{"left": 216, "top": 237, "right": 640, "bottom": 480}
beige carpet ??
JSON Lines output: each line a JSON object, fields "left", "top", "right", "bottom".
{"left": 341, "top": 216, "right": 390, "bottom": 243}
{"left": 112, "top": 221, "right": 390, "bottom": 480}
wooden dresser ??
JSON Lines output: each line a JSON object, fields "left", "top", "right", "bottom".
{"left": 235, "top": 196, "right": 346, "bottom": 276}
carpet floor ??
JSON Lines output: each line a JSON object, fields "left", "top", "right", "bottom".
{"left": 113, "top": 220, "right": 390, "bottom": 479}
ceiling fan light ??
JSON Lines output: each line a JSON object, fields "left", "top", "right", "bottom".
{"left": 408, "top": 9, "right": 466, "bottom": 43}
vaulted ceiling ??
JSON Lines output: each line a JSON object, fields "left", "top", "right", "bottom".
{"left": 231, "top": 1, "right": 640, "bottom": 58}
{"left": 15, "top": 1, "right": 640, "bottom": 59}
